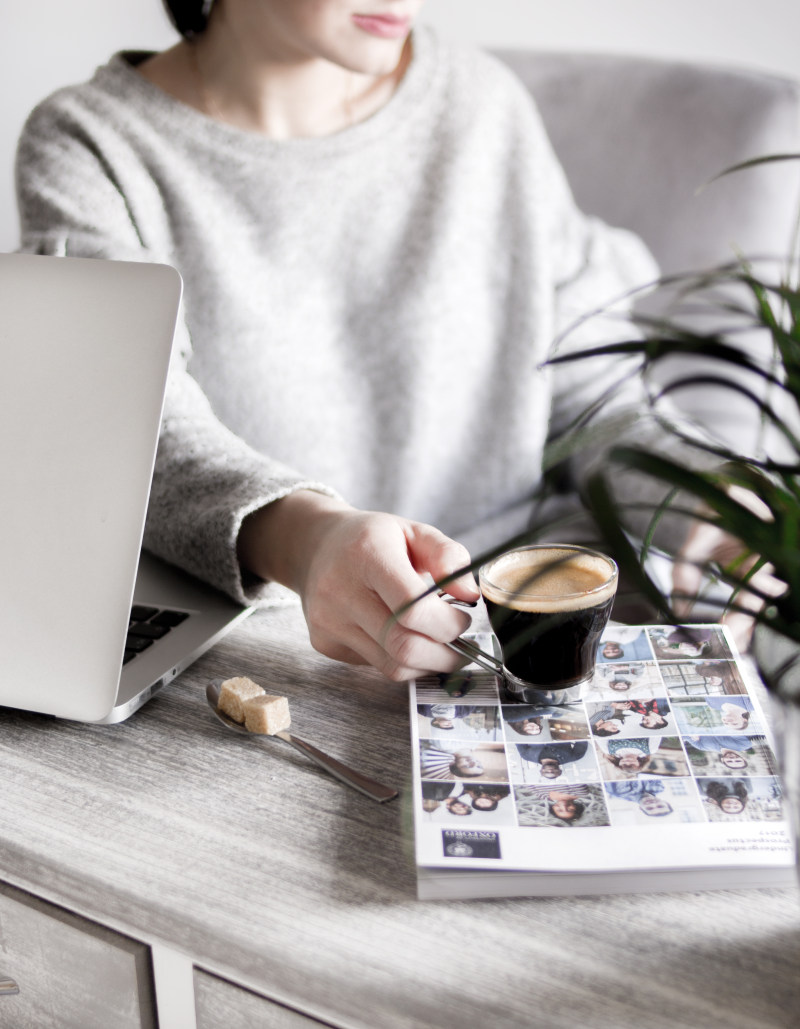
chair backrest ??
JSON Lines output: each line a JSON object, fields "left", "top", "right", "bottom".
{"left": 496, "top": 50, "right": 800, "bottom": 451}
{"left": 495, "top": 50, "right": 800, "bottom": 275}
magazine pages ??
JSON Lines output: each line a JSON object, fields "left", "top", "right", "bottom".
{"left": 410, "top": 625, "right": 797, "bottom": 900}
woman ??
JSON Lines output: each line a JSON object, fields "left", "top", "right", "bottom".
{"left": 521, "top": 784, "right": 591, "bottom": 823}
{"left": 600, "top": 737, "right": 654, "bottom": 774}
{"left": 704, "top": 779, "right": 749, "bottom": 816}
{"left": 626, "top": 698, "right": 670, "bottom": 731}
{"left": 588, "top": 701, "right": 635, "bottom": 737}
{"left": 16, "top": 1, "right": 687, "bottom": 682}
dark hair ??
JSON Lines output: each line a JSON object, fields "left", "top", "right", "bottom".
{"left": 162, "top": 0, "right": 212, "bottom": 39}
{"left": 508, "top": 717, "right": 542, "bottom": 736}
{"left": 471, "top": 797, "right": 499, "bottom": 812}
{"left": 706, "top": 779, "right": 748, "bottom": 806}
{"left": 445, "top": 798, "right": 472, "bottom": 815}
{"left": 608, "top": 753, "right": 648, "bottom": 769}
{"left": 462, "top": 785, "right": 510, "bottom": 802}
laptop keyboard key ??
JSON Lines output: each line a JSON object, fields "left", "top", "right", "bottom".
{"left": 125, "top": 635, "right": 154, "bottom": 653}
{"left": 123, "top": 605, "right": 191, "bottom": 663}
{"left": 127, "top": 622, "right": 170, "bottom": 640}
{"left": 130, "top": 605, "right": 159, "bottom": 622}
{"left": 150, "top": 610, "right": 190, "bottom": 628}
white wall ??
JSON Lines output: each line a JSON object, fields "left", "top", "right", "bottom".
{"left": 424, "top": 0, "right": 800, "bottom": 79}
{"left": 2, "top": 0, "right": 798, "bottom": 253}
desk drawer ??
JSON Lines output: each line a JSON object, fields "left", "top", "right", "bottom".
{"left": 195, "top": 968, "right": 327, "bottom": 1028}
{"left": 0, "top": 880, "right": 156, "bottom": 1029}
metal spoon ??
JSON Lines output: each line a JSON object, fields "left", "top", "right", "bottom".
{"left": 205, "top": 682, "right": 399, "bottom": 803}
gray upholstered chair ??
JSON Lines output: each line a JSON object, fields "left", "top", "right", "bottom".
{"left": 496, "top": 50, "right": 800, "bottom": 450}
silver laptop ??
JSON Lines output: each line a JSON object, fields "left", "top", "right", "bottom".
{"left": 1, "top": 253, "right": 252, "bottom": 724}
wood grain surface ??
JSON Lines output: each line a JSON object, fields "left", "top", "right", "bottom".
{"left": 0, "top": 603, "right": 797, "bottom": 1029}
{"left": 0, "top": 879, "right": 156, "bottom": 1028}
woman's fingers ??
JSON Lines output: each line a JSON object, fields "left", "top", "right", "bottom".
{"left": 300, "top": 509, "right": 476, "bottom": 680}
{"left": 361, "top": 520, "right": 475, "bottom": 645}
{"left": 673, "top": 508, "right": 785, "bottom": 650}
{"left": 311, "top": 620, "right": 468, "bottom": 681}
{"left": 404, "top": 522, "right": 480, "bottom": 603}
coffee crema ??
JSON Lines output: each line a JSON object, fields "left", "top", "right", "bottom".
{"left": 479, "top": 545, "right": 618, "bottom": 695}
{"left": 481, "top": 547, "right": 617, "bottom": 613}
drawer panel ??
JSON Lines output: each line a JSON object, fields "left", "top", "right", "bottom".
{"left": 195, "top": 968, "right": 326, "bottom": 1028}
{"left": 0, "top": 880, "right": 156, "bottom": 1029}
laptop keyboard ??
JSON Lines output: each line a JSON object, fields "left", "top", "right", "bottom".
{"left": 123, "top": 604, "right": 191, "bottom": 665}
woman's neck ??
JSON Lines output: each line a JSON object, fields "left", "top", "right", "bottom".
{"left": 138, "top": 20, "right": 412, "bottom": 139}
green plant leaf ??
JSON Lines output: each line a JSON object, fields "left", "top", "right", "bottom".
{"left": 698, "top": 152, "right": 800, "bottom": 193}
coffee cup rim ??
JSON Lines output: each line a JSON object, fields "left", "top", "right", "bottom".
{"left": 479, "top": 544, "right": 618, "bottom": 603}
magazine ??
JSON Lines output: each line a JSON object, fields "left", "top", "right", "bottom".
{"left": 409, "top": 624, "right": 797, "bottom": 900}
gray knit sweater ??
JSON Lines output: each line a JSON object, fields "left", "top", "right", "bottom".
{"left": 15, "top": 28, "right": 659, "bottom": 606}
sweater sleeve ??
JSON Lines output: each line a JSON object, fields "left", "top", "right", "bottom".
{"left": 520, "top": 93, "right": 716, "bottom": 552}
{"left": 14, "top": 97, "right": 338, "bottom": 606}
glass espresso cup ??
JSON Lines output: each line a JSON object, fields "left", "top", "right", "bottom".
{"left": 454, "top": 544, "right": 618, "bottom": 704}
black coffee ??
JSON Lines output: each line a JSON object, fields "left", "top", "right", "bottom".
{"left": 481, "top": 547, "right": 616, "bottom": 690}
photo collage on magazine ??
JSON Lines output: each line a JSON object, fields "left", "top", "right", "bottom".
{"left": 414, "top": 626, "right": 784, "bottom": 830}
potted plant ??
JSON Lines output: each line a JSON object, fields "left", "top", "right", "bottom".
{"left": 544, "top": 158, "right": 798, "bottom": 671}
{"left": 540, "top": 153, "right": 800, "bottom": 855}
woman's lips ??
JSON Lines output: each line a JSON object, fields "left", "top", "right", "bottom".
{"left": 351, "top": 13, "right": 411, "bottom": 39}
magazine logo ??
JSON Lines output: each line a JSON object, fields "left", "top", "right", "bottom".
{"left": 442, "top": 830, "right": 501, "bottom": 859}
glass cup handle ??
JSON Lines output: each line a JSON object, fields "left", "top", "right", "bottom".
{"left": 438, "top": 592, "right": 505, "bottom": 675}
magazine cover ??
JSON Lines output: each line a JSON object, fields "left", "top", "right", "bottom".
{"left": 410, "top": 625, "right": 797, "bottom": 898}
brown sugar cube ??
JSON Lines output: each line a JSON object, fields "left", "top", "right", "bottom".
{"left": 218, "top": 676, "right": 265, "bottom": 723}
{"left": 242, "top": 693, "right": 291, "bottom": 735}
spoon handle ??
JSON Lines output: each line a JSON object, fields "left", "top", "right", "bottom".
{"left": 445, "top": 635, "right": 504, "bottom": 675}
{"left": 275, "top": 731, "right": 399, "bottom": 803}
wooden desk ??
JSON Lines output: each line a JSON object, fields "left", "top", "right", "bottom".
{"left": 0, "top": 604, "right": 797, "bottom": 1028}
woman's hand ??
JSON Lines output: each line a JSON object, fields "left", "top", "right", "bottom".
{"left": 671, "top": 487, "right": 784, "bottom": 651}
{"left": 238, "top": 491, "right": 480, "bottom": 680}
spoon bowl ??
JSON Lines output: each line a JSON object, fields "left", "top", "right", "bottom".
{"left": 205, "top": 682, "right": 398, "bottom": 803}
